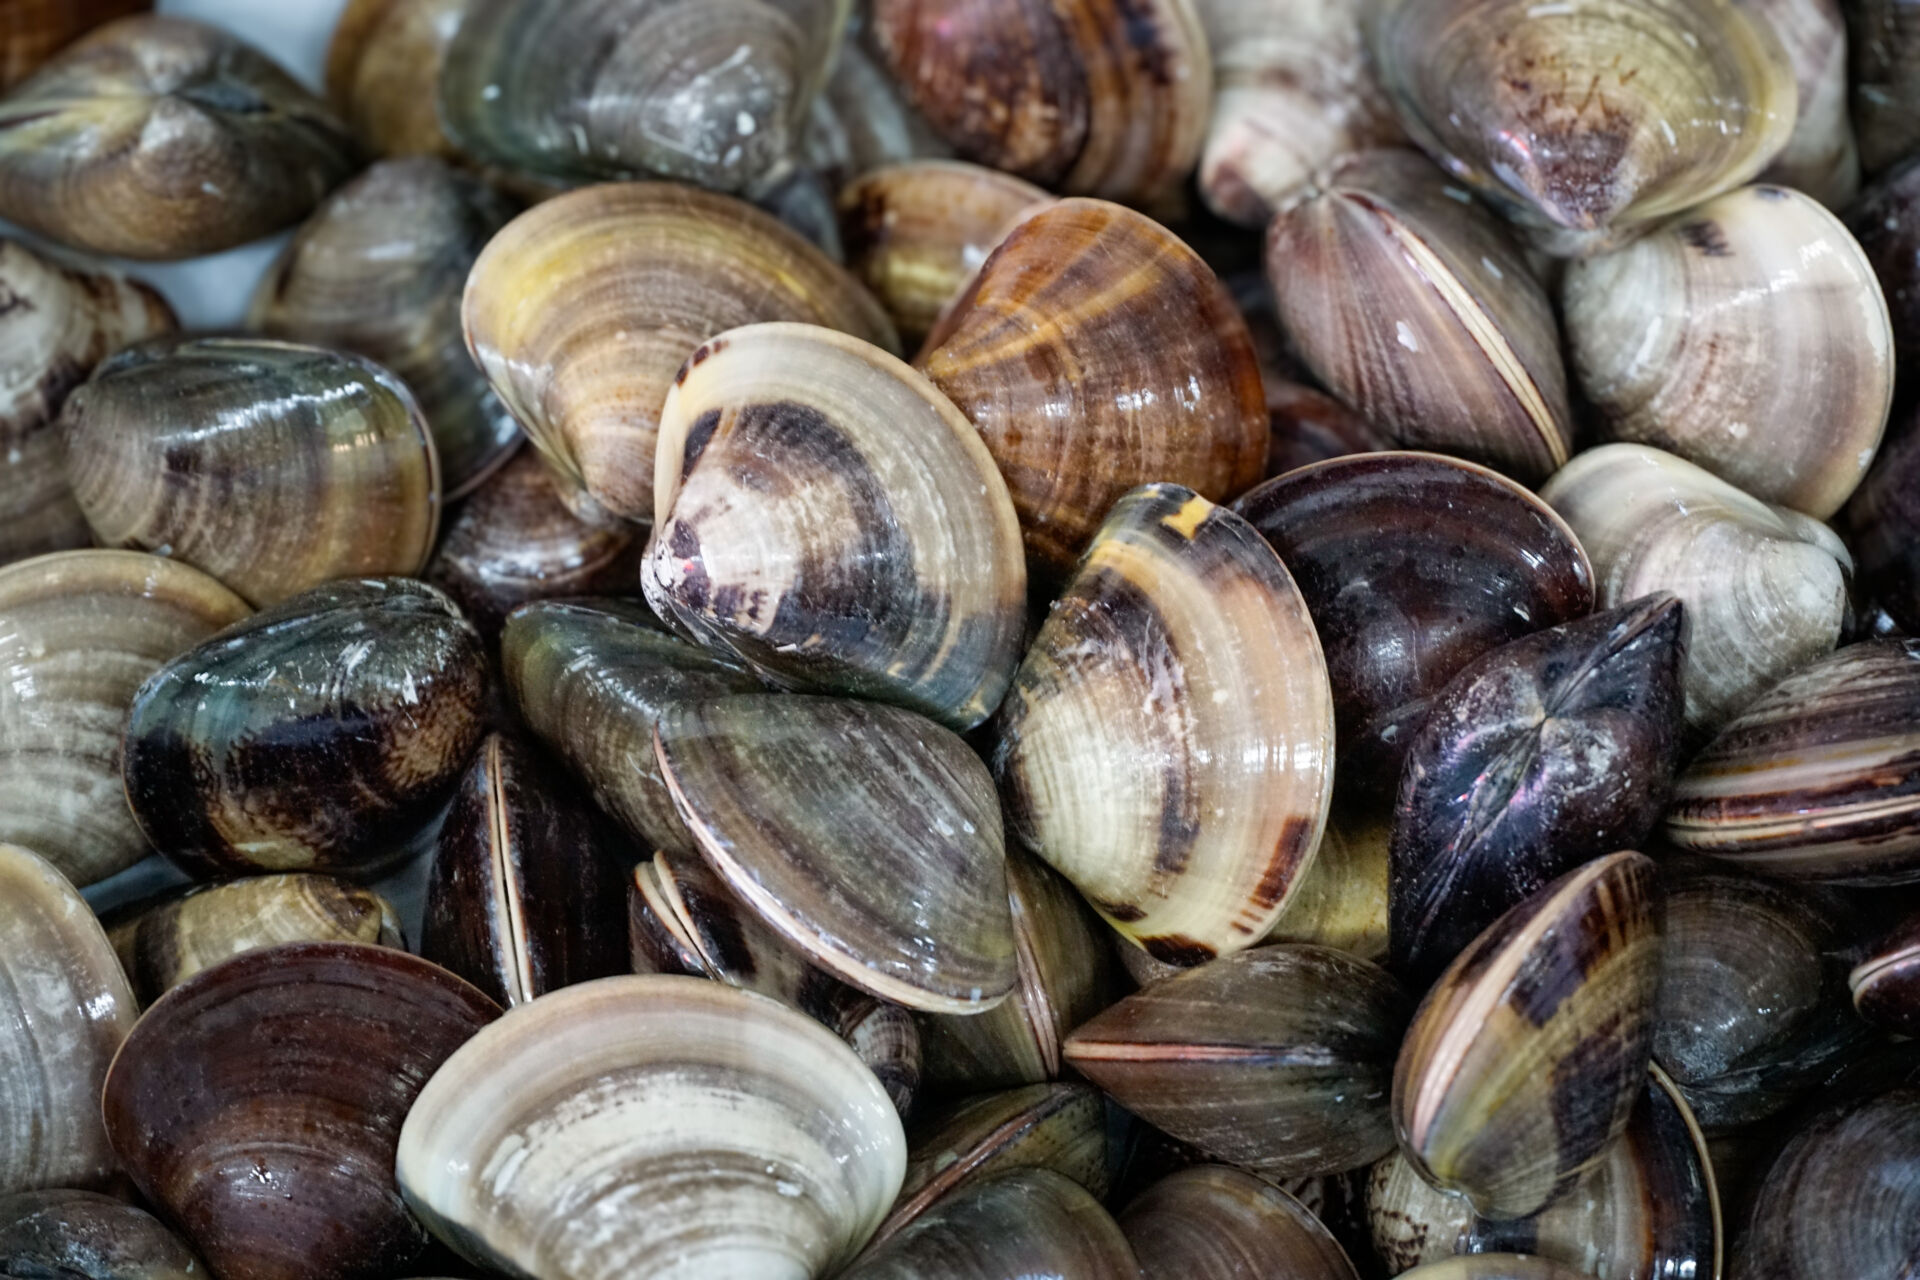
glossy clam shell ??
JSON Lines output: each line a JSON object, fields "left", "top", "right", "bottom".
{"left": 1266, "top": 149, "right": 1573, "bottom": 484}
{"left": 1064, "top": 944, "right": 1411, "bottom": 1178}
{"left": 993, "top": 484, "right": 1335, "bottom": 964}
{"left": 398, "top": 974, "right": 906, "bottom": 1280}
{"left": 325, "top": 0, "right": 468, "bottom": 159}
{"left": 1261, "top": 806, "right": 1392, "bottom": 960}
{"left": 0, "top": 0, "right": 149, "bottom": 89}
{"left": 0, "top": 1188, "right": 204, "bottom": 1278}
{"left": 1845, "top": 155, "right": 1920, "bottom": 372}
{"left": 1367, "top": 0, "right": 1795, "bottom": 246}
{"left": 1265, "top": 380, "right": 1391, "bottom": 481}
{"left": 0, "top": 843, "right": 137, "bottom": 1194}
{"left": 1564, "top": 185, "right": 1893, "bottom": 520}
{"left": 841, "top": 1168, "right": 1138, "bottom": 1280}
{"left": 0, "top": 239, "right": 175, "bottom": 566}
{"left": 122, "top": 579, "right": 487, "bottom": 880}
{"left": 62, "top": 337, "right": 441, "bottom": 607}
{"left": 1121, "top": 1164, "right": 1360, "bottom": 1280}
{"left": 0, "top": 551, "right": 249, "bottom": 887}
{"left": 462, "top": 182, "right": 897, "bottom": 524}
{"left": 1848, "top": 0, "right": 1920, "bottom": 174}
{"left": 1394, "top": 852, "right": 1663, "bottom": 1221}
{"left": 646, "top": 322, "right": 1026, "bottom": 731}
{"left": 1391, "top": 596, "right": 1686, "bottom": 988}
{"left": 250, "top": 157, "right": 521, "bottom": 499}
{"left": 655, "top": 693, "right": 1016, "bottom": 1012}
{"left": 1852, "top": 909, "right": 1920, "bottom": 1036}
{"left": 0, "top": 16, "right": 360, "bottom": 259}
{"left": 1540, "top": 444, "right": 1851, "bottom": 738}
{"left": 102, "top": 943, "right": 500, "bottom": 1280}
{"left": 1235, "top": 451, "right": 1595, "bottom": 800}
{"left": 1745, "top": 0, "right": 1861, "bottom": 204}
{"left": 918, "top": 199, "right": 1267, "bottom": 575}
{"left": 107, "top": 874, "right": 402, "bottom": 1007}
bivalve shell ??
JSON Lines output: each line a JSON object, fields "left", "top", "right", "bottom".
{"left": 1121, "top": 1164, "right": 1361, "bottom": 1280}
{"left": 0, "top": 0, "right": 150, "bottom": 90}
{"left": 1845, "top": 155, "right": 1920, "bottom": 373}
{"left": 1852, "top": 909, "right": 1920, "bottom": 1036}
{"left": 1847, "top": 0, "right": 1920, "bottom": 174}
{"left": 0, "top": 1187, "right": 204, "bottom": 1278}
{"left": 1744, "top": 0, "right": 1861, "bottom": 204}
{"left": 325, "top": 0, "right": 470, "bottom": 159}
{"left": 840, "top": 1169, "right": 1138, "bottom": 1280}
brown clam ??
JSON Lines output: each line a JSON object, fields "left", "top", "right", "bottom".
{"left": 803, "top": 35, "right": 951, "bottom": 193}
{"left": 325, "top": 0, "right": 469, "bottom": 159}
{"left": 1745, "top": 0, "right": 1861, "bottom": 204}
{"left": 0, "top": 1188, "right": 205, "bottom": 1278}
{"left": 917, "top": 199, "right": 1267, "bottom": 575}
{"left": 0, "top": 16, "right": 360, "bottom": 259}
{"left": 1264, "top": 380, "right": 1392, "bottom": 481}
{"left": 1843, "top": 399, "right": 1920, "bottom": 634}
{"left": 461, "top": 182, "right": 898, "bottom": 524}
{"left": 1845, "top": 154, "right": 1920, "bottom": 373}
{"left": 1063, "top": 944, "right": 1411, "bottom": 1178}
{"left": 1852, "top": 909, "right": 1920, "bottom": 1036}
{"left": 842, "top": 1169, "right": 1139, "bottom": 1280}
{"left": 1848, "top": 0, "right": 1920, "bottom": 174}
{"left": 1122, "top": 1164, "right": 1361, "bottom": 1280}
{"left": 0, "top": 0, "right": 149, "bottom": 89}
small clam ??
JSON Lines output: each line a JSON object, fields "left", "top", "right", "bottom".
{"left": 249, "top": 157, "right": 522, "bottom": 499}
{"left": 122, "top": 579, "right": 487, "bottom": 880}
{"left": 992, "top": 484, "right": 1335, "bottom": 964}
{"left": 1852, "top": 910, "right": 1920, "bottom": 1036}
{"left": 62, "top": 337, "right": 441, "bottom": 607}
{"left": 1847, "top": 0, "right": 1920, "bottom": 174}
{"left": 1236, "top": 452, "right": 1595, "bottom": 800}
{"left": 0, "top": 16, "right": 360, "bottom": 259}
{"left": 1395, "top": 852, "right": 1663, "bottom": 1221}
{"left": 1744, "top": 0, "right": 1861, "bottom": 204}
{"left": 461, "top": 182, "right": 897, "bottom": 524}
{"left": 0, "top": 0, "right": 148, "bottom": 89}
{"left": 1540, "top": 444, "right": 1851, "bottom": 738}
{"left": 655, "top": 693, "right": 1016, "bottom": 1012}
{"left": 0, "top": 843, "right": 137, "bottom": 1194}
{"left": 1264, "top": 380, "right": 1392, "bottom": 481}
{"left": 917, "top": 200, "right": 1267, "bottom": 575}
{"left": 102, "top": 943, "right": 500, "bottom": 1280}
{"left": 1121, "top": 1164, "right": 1361, "bottom": 1280}
{"left": 803, "top": 35, "right": 951, "bottom": 193}
{"left": 0, "top": 238, "right": 175, "bottom": 566}
{"left": 0, "top": 551, "right": 249, "bottom": 887}
{"left": 1844, "top": 154, "right": 1920, "bottom": 370}
{"left": 107, "top": 874, "right": 402, "bottom": 1006}
{"left": 325, "top": 0, "right": 469, "bottom": 159}
{"left": 646, "top": 322, "right": 1026, "bottom": 731}
{"left": 1063, "top": 944, "right": 1411, "bottom": 1178}
{"left": 1563, "top": 185, "right": 1894, "bottom": 520}
{"left": 840, "top": 1169, "right": 1139, "bottom": 1280}
{"left": 397, "top": 975, "right": 906, "bottom": 1280}
{"left": 0, "top": 1188, "right": 204, "bottom": 1278}
{"left": 1392, "top": 596, "right": 1687, "bottom": 988}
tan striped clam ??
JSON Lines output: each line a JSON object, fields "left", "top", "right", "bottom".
{"left": 325, "top": 0, "right": 470, "bottom": 159}
{"left": 1122, "top": 1165, "right": 1362, "bottom": 1280}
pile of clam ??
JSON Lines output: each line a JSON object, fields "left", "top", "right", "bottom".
{"left": 4, "top": 0, "right": 1920, "bottom": 1278}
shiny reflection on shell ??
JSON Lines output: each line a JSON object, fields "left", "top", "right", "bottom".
{"left": 0, "top": 1187, "right": 204, "bottom": 1279}
{"left": 1122, "top": 1164, "right": 1361, "bottom": 1280}
{"left": 325, "top": 0, "right": 470, "bottom": 159}
{"left": 1851, "top": 909, "right": 1920, "bottom": 1036}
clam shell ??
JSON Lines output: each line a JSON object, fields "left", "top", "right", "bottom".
{"left": 325, "top": 0, "right": 469, "bottom": 159}
{"left": 62, "top": 337, "right": 441, "bottom": 607}
{"left": 1743, "top": 0, "right": 1861, "bottom": 204}
{"left": 803, "top": 36, "right": 951, "bottom": 192}
{"left": 1264, "top": 380, "right": 1392, "bottom": 481}
{"left": 0, "top": 0, "right": 149, "bottom": 89}
{"left": 102, "top": 943, "right": 500, "bottom": 1280}
{"left": 655, "top": 693, "right": 1016, "bottom": 1013}
{"left": 627, "top": 862, "right": 710, "bottom": 978}
{"left": 461, "top": 182, "right": 897, "bottom": 524}
{"left": 249, "top": 157, "right": 522, "bottom": 499}
{"left": 841, "top": 1169, "right": 1138, "bottom": 1280}
{"left": 0, "top": 843, "right": 137, "bottom": 1194}
{"left": 1063, "top": 944, "right": 1411, "bottom": 1178}
{"left": 397, "top": 974, "right": 906, "bottom": 1280}
{"left": 0, "top": 1188, "right": 204, "bottom": 1278}
{"left": 1236, "top": 451, "right": 1595, "bottom": 800}
{"left": 1843, "top": 399, "right": 1920, "bottom": 634}
{"left": 1564, "top": 184, "right": 1893, "bottom": 520}
{"left": 1397, "top": 1257, "right": 1591, "bottom": 1279}
{"left": 0, "top": 238, "right": 175, "bottom": 566}
{"left": 1847, "top": 0, "right": 1920, "bottom": 174}
{"left": 122, "top": 579, "right": 487, "bottom": 880}
{"left": 1121, "top": 1164, "right": 1361, "bottom": 1280}
{"left": 1844, "top": 155, "right": 1920, "bottom": 377}
{"left": 1261, "top": 806, "right": 1392, "bottom": 960}
{"left": 0, "top": 551, "right": 249, "bottom": 886}
{"left": 0, "top": 16, "right": 360, "bottom": 259}
{"left": 1394, "top": 852, "right": 1664, "bottom": 1221}
{"left": 1540, "top": 443, "right": 1851, "bottom": 739}
{"left": 1391, "top": 596, "right": 1686, "bottom": 988}
{"left": 1851, "top": 909, "right": 1920, "bottom": 1036}
{"left": 646, "top": 321, "right": 1026, "bottom": 731}
{"left": 917, "top": 199, "right": 1267, "bottom": 575}
{"left": 1266, "top": 149, "right": 1573, "bottom": 483}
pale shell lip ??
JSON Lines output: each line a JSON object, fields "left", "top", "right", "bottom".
{"left": 1850, "top": 938, "right": 1920, "bottom": 995}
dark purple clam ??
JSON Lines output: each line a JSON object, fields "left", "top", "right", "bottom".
{"left": 1851, "top": 908, "right": 1920, "bottom": 1036}
{"left": 1844, "top": 399, "right": 1920, "bottom": 635}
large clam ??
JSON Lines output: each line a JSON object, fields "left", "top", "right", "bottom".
{"left": 841, "top": 1169, "right": 1139, "bottom": 1280}
{"left": 0, "top": 1188, "right": 205, "bottom": 1278}
{"left": 1122, "top": 1164, "right": 1361, "bottom": 1280}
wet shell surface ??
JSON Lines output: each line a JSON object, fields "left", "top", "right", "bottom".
{"left": 0, "top": 1187, "right": 205, "bottom": 1279}
{"left": 1844, "top": 399, "right": 1920, "bottom": 634}
{"left": 840, "top": 1169, "right": 1139, "bottom": 1280}
{"left": 1852, "top": 909, "right": 1920, "bottom": 1036}
{"left": 325, "top": 0, "right": 470, "bottom": 158}
{"left": 1396, "top": 1254, "right": 1596, "bottom": 1279}
{"left": 1744, "top": 0, "right": 1860, "bottom": 204}
{"left": 1846, "top": 155, "right": 1920, "bottom": 371}
{"left": 1121, "top": 1164, "right": 1361, "bottom": 1280}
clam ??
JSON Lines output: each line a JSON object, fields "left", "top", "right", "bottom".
{"left": 803, "top": 36, "right": 951, "bottom": 194}
{"left": 917, "top": 200, "right": 1267, "bottom": 575}
{"left": 0, "top": 551, "right": 249, "bottom": 887}
{"left": 102, "top": 943, "right": 499, "bottom": 1280}
{"left": 1392, "top": 595, "right": 1687, "bottom": 988}
{"left": 1844, "top": 400, "right": 1920, "bottom": 634}
{"left": 1540, "top": 444, "right": 1851, "bottom": 739}
{"left": 0, "top": 239, "right": 175, "bottom": 566}
{"left": 108, "top": 874, "right": 403, "bottom": 1006}
{"left": 868, "top": 0, "right": 1212, "bottom": 207}
{"left": 645, "top": 322, "right": 1026, "bottom": 731}
{"left": 439, "top": 0, "right": 847, "bottom": 193}
{"left": 1063, "top": 944, "right": 1411, "bottom": 1178}
{"left": 325, "top": 0, "right": 469, "bottom": 159}
{"left": 1847, "top": 0, "right": 1920, "bottom": 174}
{"left": 61, "top": 337, "right": 441, "bottom": 607}
{"left": 1745, "top": 0, "right": 1861, "bottom": 204}
{"left": 1666, "top": 639, "right": 1920, "bottom": 883}
{"left": 1852, "top": 909, "right": 1920, "bottom": 1036}
{"left": 397, "top": 974, "right": 906, "bottom": 1280}
{"left": 1261, "top": 807, "right": 1393, "bottom": 960}
{"left": 0, "top": 843, "right": 138, "bottom": 1194}
{"left": 0, "top": 0, "right": 149, "bottom": 89}
{"left": 1396, "top": 1257, "right": 1591, "bottom": 1279}
{"left": 836, "top": 161, "right": 1048, "bottom": 346}
{"left": 1844, "top": 154, "right": 1920, "bottom": 371}
{"left": 1265, "top": 380, "right": 1392, "bottom": 481}
{"left": 1121, "top": 1164, "right": 1361, "bottom": 1280}
{"left": 655, "top": 693, "right": 1016, "bottom": 1012}
{"left": 840, "top": 1169, "right": 1138, "bottom": 1280}
{"left": 0, "top": 1188, "right": 205, "bottom": 1278}
{"left": 1265, "top": 149, "right": 1573, "bottom": 484}
{"left": 0, "top": 16, "right": 360, "bottom": 259}
{"left": 500, "top": 599, "right": 759, "bottom": 857}
{"left": 423, "top": 732, "right": 632, "bottom": 1007}
{"left": 249, "top": 157, "right": 522, "bottom": 499}
{"left": 1366, "top": 0, "right": 1795, "bottom": 251}
{"left": 122, "top": 579, "right": 488, "bottom": 880}
{"left": 1235, "top": 451, "right": 1595, "bottom": 800}
{"left": 992, "top": 484, "right": 1335, "bottom": 964}
{"left": 1563, "top": 184, "right": 1893, "bottom": 520}
{"left": 461, "top": 182, "right": 897, "bottom": 524}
